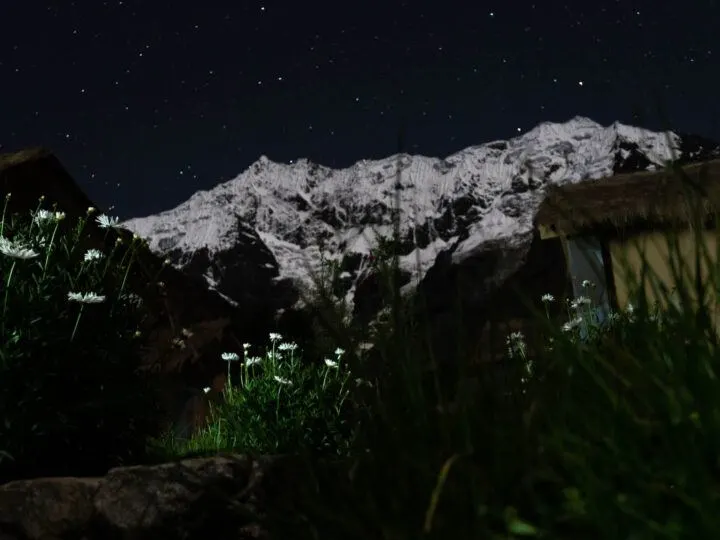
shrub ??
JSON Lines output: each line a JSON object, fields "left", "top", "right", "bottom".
{"left": 0, "top": 196, "right": 162, "bottom": 482}
{"left": 150, "top": 334, "right": 361, "bottom": 459}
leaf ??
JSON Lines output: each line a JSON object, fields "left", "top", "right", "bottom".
{"left": 505, "top": 507, "right": 538, "bottom": 536}
{"left": 507, "top": 517, "right": 538, "bottom": 536}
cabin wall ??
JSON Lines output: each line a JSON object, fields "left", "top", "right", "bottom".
{"left": 609, "top": 229, "right": 720, "bottom": 328}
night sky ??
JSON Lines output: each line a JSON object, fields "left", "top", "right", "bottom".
{"left": 1, "top": 1, "right": 718, "bottom": 220}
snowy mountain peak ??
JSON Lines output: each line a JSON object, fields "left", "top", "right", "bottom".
{"left": 121, "top": 117, "right": 720, "bottom": 316}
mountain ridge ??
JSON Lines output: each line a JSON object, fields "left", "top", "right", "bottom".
{"left": 120, "top": 116, "right": 720, "bottom": 320}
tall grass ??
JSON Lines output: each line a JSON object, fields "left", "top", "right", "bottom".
{"left": 258, "top": 128, "right": 720, "bottom": 539}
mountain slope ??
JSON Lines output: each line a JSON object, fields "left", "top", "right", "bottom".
{"left": 120, "top": 116, "right": 720, "bottom": 319}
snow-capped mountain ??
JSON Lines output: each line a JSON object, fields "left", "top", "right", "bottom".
{"left": 121, "top": 116, "right": 720, "bottom": 322}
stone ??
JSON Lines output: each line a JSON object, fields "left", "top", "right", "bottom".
{"left": 0, "top": 454, "right": 310, "bottom": 539}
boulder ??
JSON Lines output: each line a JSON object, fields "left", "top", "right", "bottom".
{"left": 0, "top": 454, "right": 309, "bottom": 540}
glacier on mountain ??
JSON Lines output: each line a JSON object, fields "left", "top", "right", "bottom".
{"left": 120, "top": 116, "right": 720, "bottom": 318}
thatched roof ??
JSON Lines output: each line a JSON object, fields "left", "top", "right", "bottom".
{"left": 0, "top": 147, "right": 51, "bottom": 172}
{"left": 535, "top": 158, "right": 720, "bottom": 234}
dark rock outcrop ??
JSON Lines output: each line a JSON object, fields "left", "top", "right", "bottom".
{"left": 0, "top": 454, "right": 309, "bottom": 540}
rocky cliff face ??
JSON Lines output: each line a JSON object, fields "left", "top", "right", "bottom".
{"left": 121, "top": 117, "right": 720, "bottom": 334}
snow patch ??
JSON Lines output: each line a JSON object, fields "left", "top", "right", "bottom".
{"left": 120, "top": 116, "right": 702, "bottom": 312}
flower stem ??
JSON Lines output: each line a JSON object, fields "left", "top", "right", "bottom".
{"left": 117, "top": 250, "right": 136, "bottom": 296}
{"left": 0, "top": 194, "right": 10, "bottom": 237}
{"left": 276, "top": 386, "right": 283, "bottom": 423}
{"left": 1, "top": 261, "right": 17, "bottom": 335}
{"left": 41, "top": 221, "right": 61, "bottom": 281}
{"left": 70, "top": 305, "right": 85, "bottom": 342}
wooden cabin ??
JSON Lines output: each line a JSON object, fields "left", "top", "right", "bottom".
{"left": 534, "top": 158, "right": 720, "bottom": 329}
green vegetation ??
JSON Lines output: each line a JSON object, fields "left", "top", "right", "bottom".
{"left": 0, "top": 197, "right": 163, "bottom": 482}
{"left": 147, "top": 337, "right": 359, "bottom": 460}
{"left": 3, "top": 136, "right": 720, "bottom": 538}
